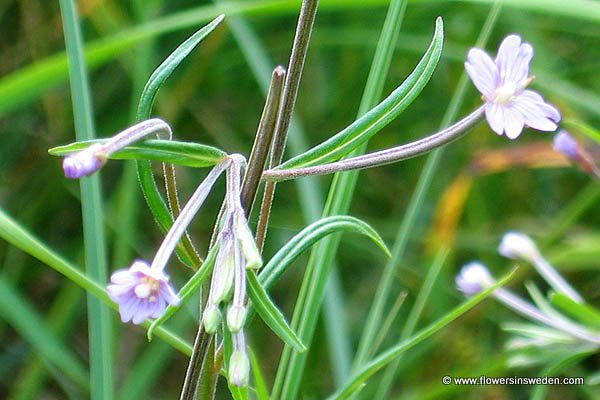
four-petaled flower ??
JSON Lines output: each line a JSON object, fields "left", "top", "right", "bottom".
{"left": 465, "top": 34, "right": 561, "bottom": 139}
{"left": 107, "top": 260, "right": 180, "bottom": 325}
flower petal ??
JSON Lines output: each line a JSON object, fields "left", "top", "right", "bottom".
{"left": 119, "top": 296, "right": 141, "bottom": 323}
{"left": 160, "top": 283, "right": 181, "bottom": 307}
{"left": 502, "top": 107, "right": 526, "bottom": 139}
{"left": 484, "top": 103, "right": 506, "bottom": 135}
{"left": 510, "top": 90, "right": 560, "bottom": 132}
{"left": 518, "top": 90, "right": 560, "bottom": 122}
{"left": 132, "top": 301, "right": 156, "bottom": 325}
{"left": 465, "top": 48, "right": 498, "bottom": 98}
{"left": 496, "top": 34, "right": 533, "bottom": 85}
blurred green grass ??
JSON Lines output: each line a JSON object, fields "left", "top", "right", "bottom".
{"left": 0, "top": 0, "right": 599, "bottom": 399}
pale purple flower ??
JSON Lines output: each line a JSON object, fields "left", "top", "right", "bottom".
{"left": 553, "top": 131, "right": 580, "bottom": 160}
{"left": 465, "top": 34, "right": 561, "bottom": 139}
{"left": 62, "top": 144, "right": 106, "bottom": 179}
{"left": 107, "top": 260, "right": 180, "bottom": 325}
{"left": 455, "top": 262, "right": 494, "bottom": 297}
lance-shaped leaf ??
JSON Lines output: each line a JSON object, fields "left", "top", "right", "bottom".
{"left": 49, "top": 139, "right": 227, "bottom": 168}
{"left": 247, "top": 272, "right": 306, "bottom": 353}
{"left": 259, "top": 216, "right": 390, "bottom": 290}
{"left": 275, "top": 17, "right": 444, "bottom": 171}
{"left": 550, "top": 292, "right": 600, "bottom": 330}
{"left": 135, "top": 15, "right": 224, "bottom": 268}
{"left": 136, "top": 14, "right": 225, "bottom": 120}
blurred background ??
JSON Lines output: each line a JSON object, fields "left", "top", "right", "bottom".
{"left": 1, "top": 0, "right": 599, "bottom": 398}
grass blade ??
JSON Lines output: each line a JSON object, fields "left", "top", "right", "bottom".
{"left": 59, "top": 1, "right": 113, "bottom": 398}
{"left": 0, "top": 275, "right": 88, "bottom": 390}
{"left": 0, "top": 207, "right": 191, "bottom": 355}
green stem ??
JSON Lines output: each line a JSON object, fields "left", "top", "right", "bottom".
{"left": 272, "top": 1, "right": 406, "bottom": 398}
{"left": 254, "top": 0, "right": 320, "bottom": 248}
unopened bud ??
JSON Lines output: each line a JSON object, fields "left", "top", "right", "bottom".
{"left": 455, "top": 262, "right": 495, "bottom": 297}
{"left": 227, "top": 305, "right": 247, "bottom": 332}
{"left": 62, "top": 144, "right": 107, "bottom": 179}
{"left": 202, "top": 305, "right": 222, "bottom": 333}
{"left": 228, "top": 350, "right": 250, "bottom": 387}
{"left": 498, "top": 231, "right": 540, "bottom": 263}
{"left": 234, "top": 212, "right": 262, "bottom": 269}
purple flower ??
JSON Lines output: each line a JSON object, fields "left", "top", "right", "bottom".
{"left": 62, "top": 144, "right": 106, "bottom": 179}
{"left": 455, "top": 262, "right": 494, "bottom": 297}
{"left": 107, "top": 260, "right": 180, "bottom": 325}
{"left": 553, "top": 130, "right": 580, "bottom": 161}
{"left": 465, "top": 34, "right": 561, "bottom": 139}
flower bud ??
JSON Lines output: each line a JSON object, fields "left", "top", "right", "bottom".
{"left": 228, "top": 349, "right": 250, "bottom": 387}
{"left": 202, "top": 305, "right": 222, "bottom": 333}
{"left": 553, "top": 131, "right": 580, "bottom": 161}
{"left": 227, "top": 305, "right": 247, "bottom": 332}
{"left": 212, "top": 242, "right": 236, "bottom": 304}
{"left": 62, "top": 144, "right": 107, "bottom": 179}
{"left": 234, "top": 211, "right": 262, "bottom": 269}
{"left": 455, "top": 262, "right": 494, "bottom": 297}
{"left": 498, "top": 231, "right": 540, "bottom": 263}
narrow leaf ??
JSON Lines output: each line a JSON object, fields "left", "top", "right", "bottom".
{"left": 136, "top": 14, "right": 224, "bottom": 120}
{"left": 247, "top": 272, "right": 306, "bottom": 353}
{"left": 550, "top": 292, "right": 600, "bottom": 330}
{"left": 50, "top": 139, "right": 227, "bottom": 168}
{"left": 134, "top": 15, "right": 224, "bottom": 269}
{"left": 259, "top": 216, "right": 390, "bottom": 290}
{"left": 276, "top": 17, "right": 444, "bottom": 170}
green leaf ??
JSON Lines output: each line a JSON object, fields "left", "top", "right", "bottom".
{"left": 147, "top": 247, "right": 218, "bottom": 339}
{"left": 49, "top": 139, "right": 227, "bottom": 168}
{"left": 247, "top": 272, "right": 306, "bottom": 353}
{"left": 259, "top": 216, "right": 390, "bottom": 290}
{"left": 134, "top": 15, "right": 224, "bottom": 270}
{"left": 275, "top": 17, "right": 444, "bottom": 170}
{"left": 550, "top": 292, "right": 600, "bottom": 330}
{"left": 196, "top": 335, "right": 218, "bottom": 400}
{"left": 136, "top": 14, "right": 224, "bottom": 120}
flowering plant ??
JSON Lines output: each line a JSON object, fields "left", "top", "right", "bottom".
{"left": 2, "top": 1, "right": 599, "bottom": 399}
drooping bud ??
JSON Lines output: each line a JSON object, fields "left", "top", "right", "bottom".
{"left": 233, "top": 211, "right": 262, "bottom": 269}
{"left": 62, "top": 144, "right": 107, "bottom": 179}
{"left": 498, "top": 231, "right": 540, "bottom": 264}
{"left": 455, "top": 262, "right": 495, "bottom": 297}
{"left": 227, "top": 305, "right": 247, "bottom": 333}
{"left": 228, "top": 349, "right": 250, "bottom": 387}
{"left": 202, "top": 305, "right": 222, "bottom": 334}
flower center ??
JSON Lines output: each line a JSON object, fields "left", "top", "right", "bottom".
{"left": 134, "top": 277, "right": 160, "bottom": 302}
{"left": 492, "top": 76, "right": 535, "bottom": 105}
{"left": 493, "top": 82, "right": 518, "bottom": 105}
